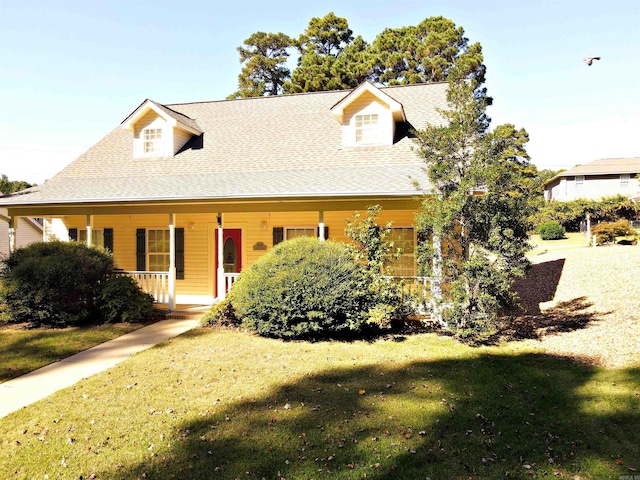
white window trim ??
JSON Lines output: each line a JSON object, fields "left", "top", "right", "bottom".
{"left": 147, "top": 228, "right": 170, "bottom": 272}
{"left": 354, "top": 113, "right": 381, "bottom": 145}
{"left": 621, "top": 173, "right": 630, "bottom": 188}
{"left": 285, "top": 227, "right": 316, "bottom": 240}
{"left": 142, "top": 128, "right": 164, "bottom": 156}
{"left": 78, "top": 229, "right": 104, "bottom": 247}
{"left": 575, "top": 175, "right": 585, "bottom": 190}
{"left": 386, "top": 226, "right": 416, "bottom": 277}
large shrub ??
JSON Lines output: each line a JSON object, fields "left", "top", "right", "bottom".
{"left": 0, "top": 241, "right": 156, "bottom": 327}
{"left": 537, "top": 221, "right": 566, "bottom": 240}
{"left": 230, "top": 237, "right": 383, "bottom": 340}
{"left": 96, "top": 275, "right": 157, "bottom": 323}
{"left": 593, "top": 219, "right": 636, "bottom": 245}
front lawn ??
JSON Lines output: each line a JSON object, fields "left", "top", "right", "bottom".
{"left": 1, "top": 328, "right": 638, "bottom": 479}
{"left": 0, "top": 322, "right": 151, "bottom": 383}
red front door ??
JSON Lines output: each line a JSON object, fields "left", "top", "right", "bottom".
{"left": 215, "top": 229, "right": 242, "bottom": 293}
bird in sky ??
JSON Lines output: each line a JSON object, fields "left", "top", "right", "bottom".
{"left": 584, "top": 56, "right": 601, "bottom": 66}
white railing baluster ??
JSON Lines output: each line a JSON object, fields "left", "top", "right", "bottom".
{"left": 122, "top": 271, "right": 170, "bottom": 304}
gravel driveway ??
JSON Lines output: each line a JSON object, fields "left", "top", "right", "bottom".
{"left": 511, "top": 244, "right": 640, "bottom": 368}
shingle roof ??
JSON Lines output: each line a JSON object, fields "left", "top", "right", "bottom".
{"left": 546, "top": 157, "right": 640, "bottom": 185}
{"left": 0, "top": 83, "right": 449, "bottom": 207}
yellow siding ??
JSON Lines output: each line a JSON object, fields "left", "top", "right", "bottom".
{"left": 54, "top": 207, "right": 421, "bottom": 303}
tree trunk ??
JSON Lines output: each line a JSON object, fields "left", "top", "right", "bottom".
{"left": 430, "top": 230, "right": 446, "bottom": 326}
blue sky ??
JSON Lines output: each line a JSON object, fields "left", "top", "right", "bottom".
{"left": 1, "top": 0, "right": 638, "bottom": 184}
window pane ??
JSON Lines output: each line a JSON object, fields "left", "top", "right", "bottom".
{"left": 386, "top": 227, "right": 415, "bottom": 276}
{"left": 286, "top": 228, "right": 315, "bottom": 239}
{"left": 148, "top": 229, "right": 169, "bottom": 271}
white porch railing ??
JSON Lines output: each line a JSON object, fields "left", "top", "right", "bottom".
{"left": 124, "top": 271, "right": 170, "bottom": 304}
{"left": 384, "top": 275, "right": 430, "bottom": 302}
{"left": 224, "top": 273, "right": 241, "bottom": 292}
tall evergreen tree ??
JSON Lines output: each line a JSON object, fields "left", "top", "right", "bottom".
{"left": 370, "top": 16, "right": 486, "bottom": 87}
{"left": 414, "top": 79, "right": 532, "bottom": 337}
{"left": 228, "top": 31, "right": 293, "bottom": 98}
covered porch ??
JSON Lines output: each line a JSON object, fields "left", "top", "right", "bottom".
{"left": 5, "top": 196, "right": 425, "bottom": 312}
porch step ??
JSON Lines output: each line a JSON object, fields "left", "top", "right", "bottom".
{"left": 162, "top": 305, "right": 210, "bottom": 321}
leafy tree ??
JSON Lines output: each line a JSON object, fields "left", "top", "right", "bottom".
{"left": 285, "top": 12, "right": 362, "bottom": 93}
{"left": 370, "top": 16, "right": 486, "bottom": 87}
{"left": 228, "top": 31, "right": 293, "bottom": 98}
{"left": 230, "top": 14, "right": 486, "bottom": 96}
{"left": 0, "top": 174, "right": 32, "bottom": 193}
{"left": 414, "top": 79, "right": 532, "bottom": 338}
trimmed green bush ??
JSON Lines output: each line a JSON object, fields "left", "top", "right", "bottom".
{"left": 537, "top": 221, "right": 566, "bottom": 240}
{"left": 230, "top": 237, "right": 379, "bottom": 340}
{"left": 96, "top": 275, "right": 158, "bottom": 323}
{"left": 0, "top": 241, "right": 157, "bottom": 327}
{"left": 593, "top": 219, "right": 636, "bottom": 244}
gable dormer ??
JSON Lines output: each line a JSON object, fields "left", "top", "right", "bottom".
{"left": 121, "top": 100, "right": 202, "bottom": 158}
{"left": 331, "top": 82, "right": 406, "bottom": 147}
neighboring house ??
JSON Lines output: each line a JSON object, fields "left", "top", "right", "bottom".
{"left": 0, "top": 206, "right": 43, "bottom": 257}
{"left": 544, "top": 157, "right": 640, "bottom": 201}
{"left": 0, "top": 81, "right": 448, "bottom": 309}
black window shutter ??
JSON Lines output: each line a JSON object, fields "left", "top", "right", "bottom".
{"left": 136, "top": 229, "right": 146, "bottom": 271}
{"left": 273, "top": 227, "right": 284, "bottom": 246}
{"left": 317, "top": 226, "right": 329, "bottom": 239}
{"left": 103, "top": 228, "right": 113, "bottom": 252}
{"left": 69, "top": 228, "right": 78, "bottom": 241}
{"left": 175, "top": 228, "right": 185, "bottom": 280}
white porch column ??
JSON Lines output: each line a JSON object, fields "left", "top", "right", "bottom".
{"left": 86, "top": 215, "right": 93, "bottom": 246}
{"left": 168, "top": 213, "right": 176, "bottom": 311}
{"left": 318, "top": 211, "right": 325, "bottom": 241}
{"left": 216, "top": 213, "right": 225, "bottom": 301}
{"left": 8, "top": 216, "right": 17, "bottom": 253}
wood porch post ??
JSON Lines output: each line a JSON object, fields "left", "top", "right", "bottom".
{"left": 8, "top": 216, "right": 17, "bottom": 253}
{"left": 168, "top": 213, "right": 176, "bottom": 311}
{"left": 86, "top": 215, "right": 93, "bottom": 246}
{"left": 318, "top": 211, "right": 325, "bottom": 241}
{"left": 216, "top": 213, "right": 225, "bottom": 301}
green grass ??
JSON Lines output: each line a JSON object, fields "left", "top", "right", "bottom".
{"left": 1, "top": 328, "right": 638, "bottom": 479}
{"left": 528, "top": 232, "right": 589, "bottom": 255}
{"left": 0, "top": 322, "right": 151, "bottom": 383}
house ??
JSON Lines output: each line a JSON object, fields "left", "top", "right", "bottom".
{"left": 0, "top": 81, "right": 448, "bottom": 309}
{"left": 544, "top": 157, "right": 640, "bottom": 201}
{"left": 0, "top": 207, "right": 43, "bottom": 257}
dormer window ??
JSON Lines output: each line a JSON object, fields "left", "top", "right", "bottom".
{"left": 143, "top": 128, "right": 163, "bottom": 155}
{"left": 355, "top": 114, "right": 380, "bottom": 144}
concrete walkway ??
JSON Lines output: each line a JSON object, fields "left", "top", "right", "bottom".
{"left": 0, "top": 318, "right": 199, "bottom": 419}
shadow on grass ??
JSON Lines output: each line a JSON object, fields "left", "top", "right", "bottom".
{"left": 113, "top": 353, "right": 640, "bottom": 480}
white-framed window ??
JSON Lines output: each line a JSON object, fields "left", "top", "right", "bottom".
{"left": 286, "top": 227, "right": 316, "bottom": 240}
{"left": 148, "top": 229, "right": 170, "bottom": 271}
{"left": 143, "top": 128, "right": 163, "bottom": 155}
{"left": 79, "top": 229, "right": 103, "bottom": 247}
{"left": 575, "top": 175, "right": 584, "bottom": 190}
{"left": 386, "top": 227, "right": 415, "bottom": 277}
{"left": 621, "top": 174, "right": 630, "bottom": 188}
{"left": 355, "top": 114, "right": 380, "bottom": 145}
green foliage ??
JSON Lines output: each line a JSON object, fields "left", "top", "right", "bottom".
{"left": 592, "top": 219, "right": 636, "bottom": 244}
{"left": 370, "top": 16, "right": 486, "bottom": 87}
{"left": 414, "top": 78, "right": 531, "bottom": 336}
{"left": 0, "top": 241, "right": 156, "bottom": 327}
{"left": 201, "top": 298, "right": 240, "bottom": 328}
{"left": 228, "top": 31, "right": 293, "bottom": 98}
{"left": 0, "top": 174, "right": 33, "bottom": 193}
{"left": 230, "top": 14, "right": 487, "bottom": 96}
{"left": 531, "top": 196, "right": 640, "bottom": 232}
{"left": 96, "top": 275, "right": 158, "bottom": 323}
{"left": 537, "top": 221, "right": 566, "bottom": 240}
{"left": 445, "top": 254, "right": 517, "bottom": 342}
{"left": 230, "top": 237, "right": 406, "bottom": 340}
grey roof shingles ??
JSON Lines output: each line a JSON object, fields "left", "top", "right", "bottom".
{"left": 546, "top": 157, "right": 640, "bottom": 184}
{"left": 1, "top": 83, "right": 448, "bottom": 207}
